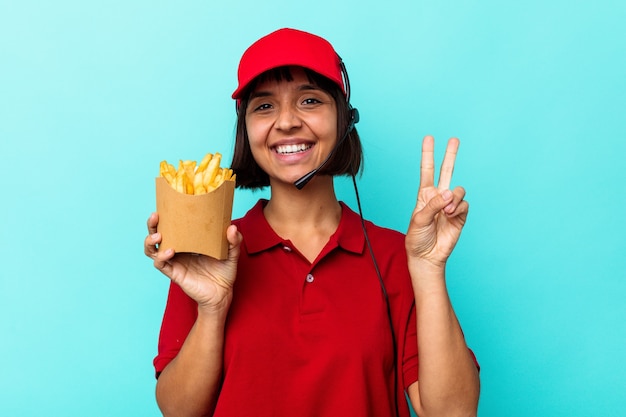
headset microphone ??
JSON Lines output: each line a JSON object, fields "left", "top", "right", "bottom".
{"left": 293, "top": 107, "right": 359, "bottom": 190}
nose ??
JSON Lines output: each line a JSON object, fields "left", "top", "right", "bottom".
{"left": 274, "top": 104, "right": 302, "bottom": 132}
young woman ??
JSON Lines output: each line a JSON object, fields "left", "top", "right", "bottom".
{"left": 145, "top": 28, "right": 479, "bottom": 417}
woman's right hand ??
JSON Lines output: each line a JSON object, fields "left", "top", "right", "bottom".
{"left": 144, "top": 212, "right": 243, "bottom": 312}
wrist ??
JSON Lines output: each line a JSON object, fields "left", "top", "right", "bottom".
{"left": 408, "top": 259, "right": 449, "bottom": 294}
{"left": 408, "top": 257, "right": 447, "bottom": 275}
{"left": 197, "top": 293, "right": 232, "bottom": 320}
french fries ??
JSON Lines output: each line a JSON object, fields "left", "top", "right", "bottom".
{"left": 159, "top": 152, "right": 235, "bottom": 195}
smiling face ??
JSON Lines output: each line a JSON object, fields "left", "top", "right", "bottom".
{"left": 244, "top": 66, "right": 338, "bottom": 187}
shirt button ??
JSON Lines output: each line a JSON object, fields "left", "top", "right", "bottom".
{"left": 306, "top": 274, "right": 314, "bottom": 283}
{"left": 283, "top": 245, "right": 292, "bottom": 252}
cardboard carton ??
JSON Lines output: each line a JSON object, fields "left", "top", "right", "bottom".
{"left": 155, "top": 177, "right": 235, "bottom": 260}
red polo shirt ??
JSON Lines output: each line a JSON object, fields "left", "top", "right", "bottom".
{"left": 154, "top": 200, "right": 419, "bottom": 416}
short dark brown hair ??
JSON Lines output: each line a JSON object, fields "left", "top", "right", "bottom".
{"left": 230, "top": 67, "right": 363, "bottom": 189}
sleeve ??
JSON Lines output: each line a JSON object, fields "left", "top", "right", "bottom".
{"left": 402, "top": 301, "right": 419, "bottom": 389}
{"left": 153, "top": 281, "right": 198, "bottom": 378}
{"left": 368, "top": 224, "right": 421, "bottom": 390}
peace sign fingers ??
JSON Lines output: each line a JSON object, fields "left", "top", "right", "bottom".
{"left": 409, "top": 135, "right": 468, "bottom": 266}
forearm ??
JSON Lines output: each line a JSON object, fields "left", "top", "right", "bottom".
{"left": 156, "top": 307, "right": 229, "bottom": 417}
{"left": 408, "top": 262, "right": 480, "bottom": 417}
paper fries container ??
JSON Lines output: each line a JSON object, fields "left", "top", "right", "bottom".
{"left": 155, "top": 177, "right": 235, "bottom": 260}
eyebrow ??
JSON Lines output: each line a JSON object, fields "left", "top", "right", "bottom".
{"left": 248, "top": 83, "right": 322, "bottom": 100}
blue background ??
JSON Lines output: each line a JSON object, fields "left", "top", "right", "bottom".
{"left": 1, "top": 0, "right": 624, "bottom": 415}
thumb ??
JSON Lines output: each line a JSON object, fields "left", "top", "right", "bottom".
{"left": 418, "top": 190, "right": 454, "bottom": 224}
{"left": 226, "top": 224, "right": 243, "bottom": 262}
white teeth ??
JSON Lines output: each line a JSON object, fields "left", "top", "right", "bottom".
{"left": 275, "top": 143, "right": 311, "bottom": 155}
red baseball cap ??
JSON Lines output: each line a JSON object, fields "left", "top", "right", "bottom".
{"left": 232, "top": 28, "right": 346, "bottom": 100}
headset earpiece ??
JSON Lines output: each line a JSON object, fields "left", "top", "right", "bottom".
{"left": 347, "top": 107, "right": 359, "bottom": 133}
{"left": 348, "top": 107, "right": 360, "bottom": 132}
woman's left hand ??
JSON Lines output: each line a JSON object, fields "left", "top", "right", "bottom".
{"left": 405, "top": 136, "right": 469, "bottom": 271}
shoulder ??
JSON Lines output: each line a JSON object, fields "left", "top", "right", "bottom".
{"left": 364, "top": 218, "right": 405, "bottom": 243}
{"left": 342, "top": 202, "right": 405, "bottom": 247}
{"left": 232, "top": 199, "right": 266, "bottom": 230}
{"left": 340, "top": 202, "right": 407, "bottom": 265}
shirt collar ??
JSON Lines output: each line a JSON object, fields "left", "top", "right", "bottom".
{"left": 237, "top": 199, "right": 365, "bottom": 255}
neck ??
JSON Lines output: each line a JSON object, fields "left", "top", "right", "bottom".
{"left": 264, "top": 175, "right": 341, "bottom": 237}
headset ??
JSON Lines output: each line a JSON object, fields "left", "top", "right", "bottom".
{"left": 293, "top": 56, "right": 359, "bottom": 190}
{"left": 294, "top": 55, "right": 401, "bottom": 417}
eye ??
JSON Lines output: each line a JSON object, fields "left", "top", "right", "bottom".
{"left": 302, "top": 97, "right": 322, "bottom": 105}
{"left": 251, "top": 102, "right": 272, "bottom": 112}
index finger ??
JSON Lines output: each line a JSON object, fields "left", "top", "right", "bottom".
{"left": 438, "top": 138, "right": 460, "bottom": 190}
{"left": 420, "top": 135, "right": 435, "bottom": 189}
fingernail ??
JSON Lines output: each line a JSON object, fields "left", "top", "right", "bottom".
{"left": 442, "top": 189, "right": 453, "bottom": 200}
{"left": 151, "top": 233, "right": 159, "bottom": 240}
